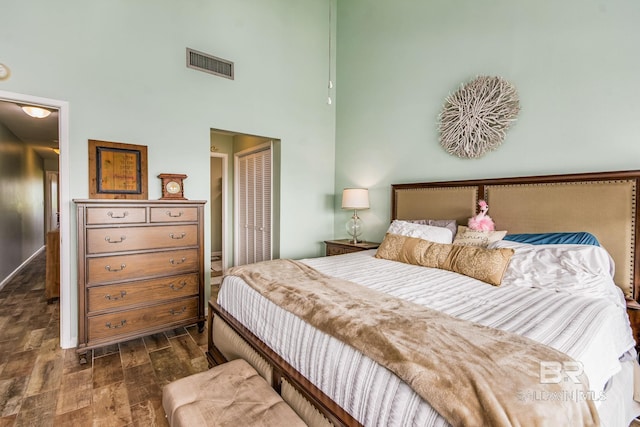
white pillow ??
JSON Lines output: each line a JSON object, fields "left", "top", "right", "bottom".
{"left": 490, "top": 240, "right": 623, "bottom": 305}
{"left": 404, "top": 219, "right": 457, "bottom": 237}
{"left": 386, "top": 220, "right": 453, "bottom": 244}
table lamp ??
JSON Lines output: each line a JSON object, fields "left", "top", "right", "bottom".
{"left": 341, "top": 188, "right": 369, "bottom": 244}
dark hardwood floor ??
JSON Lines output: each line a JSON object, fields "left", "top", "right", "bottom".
{"left": 0, "top": 251, "right": 209, "bottom": 426}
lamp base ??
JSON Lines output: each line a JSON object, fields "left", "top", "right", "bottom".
{"left": 346, "top": 210, "right": 363, "bottom": 244}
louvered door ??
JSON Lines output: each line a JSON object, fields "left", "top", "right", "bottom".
{"left": 236, "top": 146, "right": 272, "bottom": 266}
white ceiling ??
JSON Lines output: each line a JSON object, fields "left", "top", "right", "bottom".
{"left": 0, "top": 100, "right": 59, "bottom": 160}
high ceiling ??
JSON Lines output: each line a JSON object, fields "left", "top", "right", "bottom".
{"left": 0, "top": 100, "right": 59, "bottom": 160}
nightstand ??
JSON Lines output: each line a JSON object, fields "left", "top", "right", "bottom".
{"left": 324, "top": 239, "right": 380, "bottom": 256}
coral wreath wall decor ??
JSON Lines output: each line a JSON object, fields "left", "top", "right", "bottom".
{"left": 438, "top": 76, "right": 520, "bottom": 159}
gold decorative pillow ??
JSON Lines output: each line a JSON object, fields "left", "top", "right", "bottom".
{"left": 376, "top": 233, "right": 514, "bottom": 286}
{"left": 441, "top": 245, "right": 514, "bottom": 286}
{"left": 452, "top": 225, "right": 507, "bottom": 248}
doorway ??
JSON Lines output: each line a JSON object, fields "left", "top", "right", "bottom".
{"left": 209, "top": 129, "right": 280, "bottom": 272}
{"left": 0, "top": 90, "right": 71, "bottom": 348}
{"left": 210, "top": 153, "right": 227, "bottom": 282}
{"left": 45, "top": 171, "right": 59, "bottom": 232}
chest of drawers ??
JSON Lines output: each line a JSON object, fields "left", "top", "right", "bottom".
{"left": 75, "top": 199, "right": 206, "bottom": 363}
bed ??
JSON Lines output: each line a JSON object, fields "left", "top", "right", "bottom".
{"left": 207, "top": 170, "right": 640, "bottom": 427}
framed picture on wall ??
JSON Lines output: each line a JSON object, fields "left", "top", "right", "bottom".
{"left": 88, "top": 139, "right": 148, "bottom": 199}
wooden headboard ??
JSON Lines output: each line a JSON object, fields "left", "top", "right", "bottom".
{"left": 391, "top": 170, "right": 640, "bottom": 303}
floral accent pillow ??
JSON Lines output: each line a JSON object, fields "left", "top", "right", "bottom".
{"left": 452, "top": 225, "right": 507, "bottom": 248}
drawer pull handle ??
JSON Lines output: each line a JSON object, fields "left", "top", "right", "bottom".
{"left": 165, "top": 210, "right": 183, "bottom": 218}
{"left": 105, "top": 291, "right": 127, "bottom": 301}
{"left": 169, "top": 257, "right": 186, "bottom": 265}
{"left": 169, "top": 232, "right": 186, "bottom": 240}
{"left": 105, "top": 320, "right": 127, "bottom": 329}
{"left": 107, "top": 211, "right": 128, "bottom": 219}
{"left": 169, "top": 281, "right": 187, "bottom": 291}
{"left": 105, "top": 236, "right": 126, "bottom": 244}
{"left": 170, "top": 307, "right": 187, "bottom": 316}
{"left": 105, "top": 264, "right": 126, "bottom": 272}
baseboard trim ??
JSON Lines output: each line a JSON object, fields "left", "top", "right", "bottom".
{"left": 0, "top": 246, "right": 45, "bottom": 291}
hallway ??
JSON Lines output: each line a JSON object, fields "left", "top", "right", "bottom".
{"left": 0, "top": 251, "right": 209, "bottom": 426}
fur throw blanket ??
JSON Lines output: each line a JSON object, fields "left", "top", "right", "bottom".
{"left": 227, "top": 259, "right": 599, "bottom": 427}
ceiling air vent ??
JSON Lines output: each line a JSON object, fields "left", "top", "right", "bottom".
{"left": 186, "top": 48, "right": 234, "bottom": 80}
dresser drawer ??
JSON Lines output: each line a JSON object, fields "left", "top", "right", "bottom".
{"left": 150, "top": 207, "right": 198, "bottom": 223}
{"left": 86, "top": 207, "right": 147, "bottom": 225}
{"left": 87, "top": 249, "right": 198, "bottom": 285}
{"left": 88, "top": 297, "right": 199, "bottom": 342}
{"left": 326, "top": 245, "right": 359, "bottom": 256}
{"left": 324, "top": 240, "right": 380, "bottom": 256}
{"left": 87, "top": 225, "right": 198, "bottom": 254}
{"left": 87, "top": 273, "right": 199, "bottom": 313}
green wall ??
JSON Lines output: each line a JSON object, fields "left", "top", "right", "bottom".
{"left": 1, "top": 0, "right": 336, "bottom": 347}
{"left": 335, "top": 0, "right": 640, "bottom": 242}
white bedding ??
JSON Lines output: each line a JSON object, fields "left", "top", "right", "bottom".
{"left": 217, "top": 247, "right": 636, "bottom": 426}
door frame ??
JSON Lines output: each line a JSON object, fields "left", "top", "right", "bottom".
{"left": 0, "top": 90, "right": 72, "bottom": 348}
{"left": 210, "top": 152, "right": 228, "bottom": 273}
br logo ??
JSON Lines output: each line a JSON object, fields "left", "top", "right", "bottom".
{"left": 539, "top": 361, "right": 584, "bottom": 384}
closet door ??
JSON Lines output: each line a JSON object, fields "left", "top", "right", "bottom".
{"left": 236, "top": 146, "right": 272, "bottom": 266}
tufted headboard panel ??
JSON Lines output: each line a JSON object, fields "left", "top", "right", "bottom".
{"left": 392, "top": 170, "right": 640, "bottom": 301}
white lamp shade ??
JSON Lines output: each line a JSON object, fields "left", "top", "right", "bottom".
{"left": 342, "top": 188, "right": 369, "bottom": 210}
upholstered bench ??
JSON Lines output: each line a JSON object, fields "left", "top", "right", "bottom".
{"left": 162, "top": 359, "right": 307, "bottom": 427}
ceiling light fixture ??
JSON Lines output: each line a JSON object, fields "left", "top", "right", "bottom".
{"left": 21, "top": 105, "right": 51, "bottom": 119}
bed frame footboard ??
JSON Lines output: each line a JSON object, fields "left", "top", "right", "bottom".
{"left": 207, "top": 300, "right": 362, "bottom": 427}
